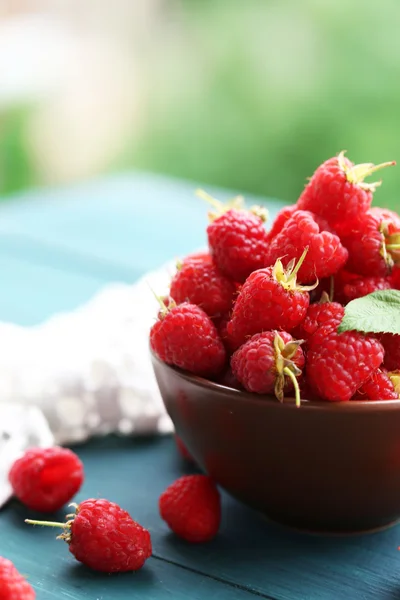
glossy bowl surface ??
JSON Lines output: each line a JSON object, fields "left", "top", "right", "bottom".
{"left": 151, "top": 352, "right": 400, "bottom": 533}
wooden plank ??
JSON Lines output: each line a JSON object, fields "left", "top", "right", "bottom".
{"left": 2, "top": 435, "right": 399, "bottom": 600}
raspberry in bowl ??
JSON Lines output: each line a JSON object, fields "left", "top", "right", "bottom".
{"left": 150, "top": 155, "right": 400, "bottom": 533}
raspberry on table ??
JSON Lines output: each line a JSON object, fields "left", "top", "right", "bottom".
{"left": 226, "top": 251, "right": 313, "bottom": 350}
{"left": 355, "top": 369, "right": 400, "bottom": 400}
{"left": 170, "top": 260, "right": 236, "bottom": 318}
{"left": 150, "top": 301, "right": 226, "bottom": 377}
{"left": 306, "top": 328, "right": 385, "bottom": 402}
{"left": 26, "top": 499, "right": 152, "bottom": 573}
{"left": 380, "top": 333, "right": 400, "bottom": 371}
{"left": 0, "top": 557, "right": 35, "bottom": 600}
{"left": 159, "top": 475, "right": 221, "bottom": 542}
{"left": 265, "top": 210, "right": 348, "bottom": 284}
{"left": 201, "top": 189, "right": 269, "bottom": 283}
{"left": 9, "top": 446, "right": 84, "bottom": 513}
{"left": 341, "top": 209, "right": 400, "bottom": 277}
{"left": 297, "top": 151, "right": 395, "bottom": 230}
{"left": 231, "top": 331, "right": 305, "bottom": 405}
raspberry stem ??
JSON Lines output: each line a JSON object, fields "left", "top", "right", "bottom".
{"left": 25, "top": 519, "right": 67, "bottom": 528}
{"left": 283, "top": 367, "right": 301, "bottom": 408}
{"left": 286, "top": 246, "right": 309, "bottom": 283}
{"left": 338, "top": 151, "right": 396, "bottom": 192}
{"left": 196, "top": 188, "right": 246, "bottom": 221}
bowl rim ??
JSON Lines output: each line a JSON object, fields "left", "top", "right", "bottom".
{"left": 150, "top": 350, "right": 400, "bottom": 412}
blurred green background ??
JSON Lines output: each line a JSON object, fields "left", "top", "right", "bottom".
{"left": 0, "top": 0, "right": 399, "bottom": 210}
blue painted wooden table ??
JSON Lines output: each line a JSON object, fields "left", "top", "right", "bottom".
{"left": 0, "top": 173, "right": 400, "bottom": 599}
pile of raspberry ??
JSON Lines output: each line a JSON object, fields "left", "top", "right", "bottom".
{"left": 151, "top": 152, "right": 400, "bottom": 403}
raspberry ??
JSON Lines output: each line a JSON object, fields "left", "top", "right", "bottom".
{"left": 356, "top": 369, "right": 400, "bottom": 400}
{"left": 297, "top": 151, "right": 395, "bottom": 230}
{"left": 226, "top": 252, "right": 312, "bottom": 350}
{"left": 175, "top": 435, "right": 194, "bottom": 462}
{"left": 0, "top": 557, "right": 35, "bottom": 600}
{"left": 380, "top": 333, "right": 400, "bottom": 371}
{"left": 296, "top": 296, "right": 344, "bottom": 345}
{"left": 26, "top": 499, "right": 152, "bottom": 573}
{"left": 159, "top": 475, "right": 221, "bottom": 542}
{"left": 265, "top": 210, "right": 348, "bottom": 284}
{"left": 231, "top": 331, "right": 304, "bottom": 405}
{"left": 203, "top": 190, "right": 269, "bottom": 282}
{"left": 227, "top": 251, "right": 310, "bottom": 349}
{"left": 170, "top": 260, "right": 236, "bottom": 318}
{"left": 150, "top": 302, "right": 226, "bottom": 377}
{"left": 341, "top": 209, "right": 400, "bottom": 276}
{"left": 9, "top": 447, "right": 84, "bottom": 513}
{"left": 342, "top": 275, "right": 391, "bottom": 303}
{"left": 306, "top": 329, "right": 384, "bottom": 401}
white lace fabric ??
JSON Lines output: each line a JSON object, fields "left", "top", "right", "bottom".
{"left": 0, "top": 262, "right": 175, "bottom": 447}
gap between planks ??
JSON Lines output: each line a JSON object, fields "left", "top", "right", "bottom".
{"left": 151, "top": 553, "right": 277, "bottom": 600}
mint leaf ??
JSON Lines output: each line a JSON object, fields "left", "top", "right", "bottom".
{"left": 338, "top": 289, "right": 400, "bottom": 335}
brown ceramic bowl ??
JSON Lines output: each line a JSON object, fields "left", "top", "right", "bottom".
{"left": 151, "top": 352, "right": 400, "bottom": 533}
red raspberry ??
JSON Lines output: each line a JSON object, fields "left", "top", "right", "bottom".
{"left": 296, "top": 296, "right": 344, "bottom": 345}
{"left": 159, "top": 475, "right": 221, "bottom": 542}
{"left": 26, "top": 499, "right": 152, "bottom": 573}
{"left": 297, "top": 151, "right": 395, "bottom": 230}
{"left": 150, "top": 302, "right": 226, "bottom": 377}
{"left": 306, "top": 329, "right": 384, "bottom": 402}
{"left": 231, "top": 331, "right": 304, "bottom": 405}
{"left": 205, "top": 193, "right": 269, "bottom": 283}
{"left": 0, "top": 557, "right": 35, "bottom": 600}
{"left": 175, "top": 435, "right": 194, "bottom": 462}
{"left": 226, "top": 253, "right": 312, "bottom": 350}
{"left": 356, "top": 369, "right": 400, "bottom": 400}
{"left": 342, "top": 275, "right": 391, "bottom": 303}
{"left": 265, "top": 210, "right": 348, "bottom": 284}
{"left": 341, "top": 209, "right": 400, "bottom": 276}
{"left": 380, "top": 333, "right": 400, "bottom": 371}
{"left": 170, "top": 260, "right": 236, "bottom": 318}
{"left": 9, "top": 447, "right": 84, "bottom": 513}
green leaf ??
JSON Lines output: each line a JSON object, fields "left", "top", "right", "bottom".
{"left": 338, "top": 289, "right": 400, "bottom": 335}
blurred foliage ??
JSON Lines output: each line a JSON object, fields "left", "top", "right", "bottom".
{"left": 126, "top": 0, "right": 400, "bottom": 211}
{"left": 1, "top": 0, "right": 400, "bottom": 213}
